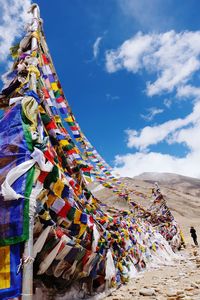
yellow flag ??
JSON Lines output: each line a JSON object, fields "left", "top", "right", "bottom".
{"left": 46, "top": 193, "right": 57, "bottom": 207}
{"left": 55, "top": 115, "right": 62, "bottom": 123}
{"left": 51, "top": 82, "right": 58, "bottom": 91}
{"left": 78, "top": 224, "right": 87, "bottom": 238}
{"left": 53, "top": 179, "right": 65, "bottom": 198}
{"left": 74, "top": 209, "right": 82, "bottom": 224}
{"left": 59, "top": 140, "right": 70, "bottom": 146}
{"left": 0, "top": 246, "right": 11, "bottom": 289}
{"left": 65, "top": 116, "right": 74, "bottom": 123}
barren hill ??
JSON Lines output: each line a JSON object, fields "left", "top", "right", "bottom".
{"left": 102, "top": 173, "right": 200, "bottom": 300}
{"left": 134, "top": 172, "right": 200, "bottom": 197}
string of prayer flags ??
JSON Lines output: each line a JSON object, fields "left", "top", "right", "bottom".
{"left": 0, "top": 5, "right": 182, "bottom": 298}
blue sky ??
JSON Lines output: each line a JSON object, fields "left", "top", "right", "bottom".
{"left": 1, "top": 0, "right": 200, "bottom": 178}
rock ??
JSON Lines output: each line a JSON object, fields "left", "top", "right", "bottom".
{"left": 185, "top": 287, "right": 194, "bottom": 291}
{"left": 189, "top": 257, "right": 196, "bottom": 261}
{"left": 166, "top": 289, "right": 177, "bottom": 297}
{"left": 185, "top": 291, "right": 194, "bottom": 296}
{"left": 193, "top": 250, "right": 198, "bottom": 256}
{"left": 129, "top": 291, "right": 136, "bottom": 295}
{"left": 191, "top": 282, "right": 199, "bottom": 288}
{"left": 139, "top": 288, "right": 156, "bottom": 296}
{"left": 127, "top": 288, "right": 135, "bottom": 292}
{"left": 193, "top": 290, "right": 200, "bottom": 295}
{"left": 176, "top": 295, "right": 185, "bottom": 299}
{"left": 168, "top": 279, "right": 175, "bottom": 283}
{"left": 179, "top": 272, "right": 186, "bottom": 276}
{"left": 176, "top": 292, "right": 185, "bottom": 296}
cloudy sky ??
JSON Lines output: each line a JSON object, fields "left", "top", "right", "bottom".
{"left": 1, "top": 0, "right": 200, "bottom": 178}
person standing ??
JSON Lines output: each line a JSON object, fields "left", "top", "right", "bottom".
{"left": 190, "top": 226, "right": 198, "bottom": 246}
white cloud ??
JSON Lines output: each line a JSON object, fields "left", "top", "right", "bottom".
{"left": 105, "top": 31, "right": 200, "bottom": 96}
{"left": 106, "top": 93, "right": 120, "bottom": 101}
{"left": 114, "top": 150, "right": 200, "bottom": 178}
{"left": 141, "top": 107, "right": 164, "bottom": 121}
{"left": 164, "top": 98, "right": 172, "bottom": 108}
{"left": 171, "top": 121, "right": 200, "bottom": 152}
{"left": 105, "top": 30, "right": 200, "bottom": 178}
{"left": 0, "top": 0, "right": 32, "bottom": 63}
{"left": 114, "top": 101, "right": 200, "bottom": 178}
{"left": 93, "top": 36, "right": 102, "bottom": 59}
{"left": 177, "top": 85, "right": 200, "bottom": 100}
{"left": 126, "top": 102, "right": 200, "bottom": 150}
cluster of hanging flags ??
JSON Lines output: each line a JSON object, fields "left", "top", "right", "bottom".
{"left": 0, "top": 4, "right": 183, "bottom": 299}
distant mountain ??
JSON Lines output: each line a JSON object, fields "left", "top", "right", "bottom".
{"left": 134, "top": 172, "right": 200, "bottom": 184}
{"left": 133, "top": 172, "right": 200, "bottom": 197}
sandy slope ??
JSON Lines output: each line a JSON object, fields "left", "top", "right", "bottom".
{"left": 91, "top": 173, "right": 200, "bottom": 239}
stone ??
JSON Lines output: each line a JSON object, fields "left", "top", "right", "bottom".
{"left": 191, "top": 283, "right": 199, "bottom": 288}
{"left": 176, "top": 295, "right": 185, "bottom": 299}
{"left": 185, "top": 291, "right": 194, "bottom": 296}
{"left": 129, "top": 291, "right": 136, "bottom": 295}
{"left": 127, "top": 288, "right": 134, "bottom": 292}
{"left": 179, "top": 272, "right": 186, "bottom": 276}
{"left": 189, "top": 257, "right": 196, "bottom": 261}
{"left": 166, "top": 289, "right": 177, "bottom": 297}
{"left": 195, "top": 256, "right": 200, "bottom": 260}
{"left": 195, "top": 280, "right": 200, "bottom": 284}
{"left": 193, "top": 250, "right": 198, "bottom": 256}
{"left": 139, "top": 288, "right": 156, "bottom": 296}
{"left": 185, "top": 287, "right": 194, "bottom": 291}
{"left": 193, "top": 289, "right": 200, "bottom": 295}
{"left": 196, "top": 264, "right": 200, "bottom": 268}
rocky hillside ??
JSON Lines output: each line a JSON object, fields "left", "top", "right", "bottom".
{"left": 134, "top": 172, "right": 200, "bottom": 197}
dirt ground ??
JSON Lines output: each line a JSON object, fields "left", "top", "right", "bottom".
{"left": 102, "top": 217, "right": 200, "bottom": 300}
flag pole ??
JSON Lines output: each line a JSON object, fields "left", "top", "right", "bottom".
{"left": 22, "top": 4, "right": 40, "bottom": 300}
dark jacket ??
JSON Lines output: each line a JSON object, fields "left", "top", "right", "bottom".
{"left": 190, "top": 228, "right": 197, "bottom": 238}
